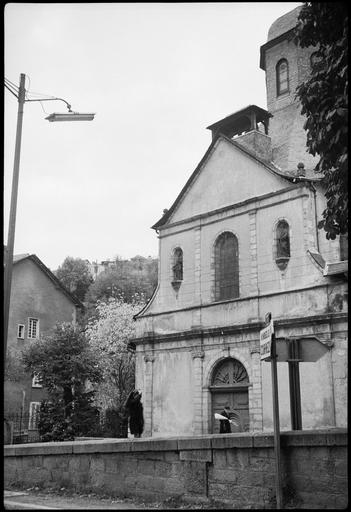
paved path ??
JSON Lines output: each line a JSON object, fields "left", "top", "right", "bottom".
{"left": 3, "top": 490, "right": 157, "bottom": 510}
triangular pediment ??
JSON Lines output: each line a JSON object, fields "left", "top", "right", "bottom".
{"left": 160, "top": 137, "right": 290, "bottom": 226}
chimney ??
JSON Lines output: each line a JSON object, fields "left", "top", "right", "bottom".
{"left": 234, "top": 130, "right": 272, "bottom": 162}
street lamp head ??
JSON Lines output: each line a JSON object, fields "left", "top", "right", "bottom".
{"left": 45, "top": 112, "right": 95, "bottom": 122}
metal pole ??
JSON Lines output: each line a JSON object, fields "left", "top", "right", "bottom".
{"left": 4, "top": 73, "right": 26, "bottom": 360}
{"left": 271, "top": 332, "right": 283, "bottom": 509}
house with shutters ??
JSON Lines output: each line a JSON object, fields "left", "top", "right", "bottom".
{"left": 132, "top": 6, "right": 348, "bottom": 437}
{"left": 4, "top": 253, "right": 83, "bottom": 435}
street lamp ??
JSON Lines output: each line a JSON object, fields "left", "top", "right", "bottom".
{"left": 3, "top": 73, "right": 95, "bottom": 360}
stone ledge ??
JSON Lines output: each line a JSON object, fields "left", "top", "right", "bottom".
{"left": 9, "top": 441, "right": 74, "bottom": 456}
{"left": 4, "top": 429, "right": 348, "bottom": 457}
{"left": 280, "top": 429, "right": 348, "bottom": 447}
{"left": 73, "top": 439, "right": 132, "bottom": 454}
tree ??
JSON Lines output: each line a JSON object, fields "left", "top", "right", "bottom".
{"left": 295, "top": 2, "right": 348, "bottom": 239}
{"left": 21, "top": 322, "right": 102, "bottom": 441}
{"left": 84, "top": 256, "right": 157, "bottom": 316}
{"left": 55, "top": 257, "right": 94, "bottom": 302}
{"left": 85, "top": 296, "right": 144, "bottom": 413}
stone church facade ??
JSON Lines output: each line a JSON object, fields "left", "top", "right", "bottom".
{"left": 132, "top": 6, "right": 348, "bottom": 437}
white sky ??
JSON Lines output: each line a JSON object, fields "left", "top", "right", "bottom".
{"left": 4, "top": 2, "right": 301, "bottom": 270}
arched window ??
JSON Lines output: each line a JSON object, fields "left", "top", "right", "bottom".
{"left": 275, "top": 220, "right": 290, "bottom": 270}
{"left": 276, "top": 59, "right": 289, "bottom": 96}
{"left": 214, "top": 232, "right": 239, "bottom": 301}
{"left": 172, "top": 247, "right": 183, "bottom": 281}
{"left": 212, "top": 358, "right": 249, "bottom": 386}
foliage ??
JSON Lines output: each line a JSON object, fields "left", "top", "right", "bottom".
{"left": 21, "top": 322, "right": 102, "bottom": 441}
{"left": 38, "top": 396, "right": 101, "bottom": 442}
{"left": 101, "top": 406, "right": 128, "bottom": 438}
{"left": 294, "top": 2, "right": 348, "bottom": 239}
{"left": 55, "top": 256, "right": 93, "bottom": 302}
{"left": 85, "top": 296, "right": 144, "bottom": 413}
{"left": 84, "top": 256, "right": 157, "bottom": 317}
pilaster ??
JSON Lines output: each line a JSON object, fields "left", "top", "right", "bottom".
{"left": 143, "top": 355, "right": 155, "bottom": 437}
{"left": 192, "top": 349, "right": 205, "bottom": 435}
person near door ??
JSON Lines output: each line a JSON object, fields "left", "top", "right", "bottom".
{"left": 219, "top": 404, "right": 232, "bottom": 433}
{"left": 124, "top": 389, "right": 144, "bottom": 438}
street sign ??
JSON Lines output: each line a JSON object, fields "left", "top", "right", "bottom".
{"left": 260, "top": 318, "right": 274, "bottom": 361}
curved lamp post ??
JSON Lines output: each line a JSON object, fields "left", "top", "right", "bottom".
{"left": 4, "top": 73, "right": 95, "bottom": 360}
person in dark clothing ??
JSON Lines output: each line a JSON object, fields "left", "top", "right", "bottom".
{"left": 219, "top": 404, "right": 232, "bottom": 433}
{"left": 124, "top": 390, "right": 144, "bottom": 438}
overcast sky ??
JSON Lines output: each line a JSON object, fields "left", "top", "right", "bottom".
{"left": 4, "top": 2, "right": 301, "bottom": 270}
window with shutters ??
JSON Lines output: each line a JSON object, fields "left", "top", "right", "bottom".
{"left": 276, "top": 59, "right": 289, "bottom": 96}
{"left": 275, "top": 220, "right": 290, "bottom": 270}
{"left": 214, "top": 232, "right": 239, "bottom": 301}
{"left": 17, "top": 324, "right": 25, "bottom": 339}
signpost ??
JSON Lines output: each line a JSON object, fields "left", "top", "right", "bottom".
{"left": 260, "top": 313, "right": 282, "bottom": 509}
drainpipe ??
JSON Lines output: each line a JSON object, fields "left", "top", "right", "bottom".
{"left": 311, "top": 183, "right": 320, "bottom": 252}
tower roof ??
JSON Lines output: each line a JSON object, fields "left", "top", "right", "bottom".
{"left": 260, "top": 6, "right": 302, "bottom": 70}
{"left": 206, "top": 105, "right": 271, "bottom": 140}
{"left": 267, "top": 6, "right": 302, "bottom": 42}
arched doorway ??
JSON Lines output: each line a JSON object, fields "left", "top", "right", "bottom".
{"left": 210, "top": 358, "right": 250, "bottom": 433}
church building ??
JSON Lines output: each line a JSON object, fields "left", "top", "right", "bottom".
{"left": 132, "top": 6, "right": 348, "bottom": 437}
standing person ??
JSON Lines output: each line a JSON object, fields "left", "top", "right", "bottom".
{"left": 124, "top": 390, "right": 144, "bottom": 438}
{"left": 219, "top": 404, "right": 231, "bottom": 433}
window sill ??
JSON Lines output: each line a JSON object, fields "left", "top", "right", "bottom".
{"left": 171, "top": 280, "right": 182, "bottom": 292}
{"left": 275, "top": 257, "right": 290, "bottom": 271}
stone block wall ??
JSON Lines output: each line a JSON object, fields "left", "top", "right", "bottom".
{"left": 4, "top": 430, "right": 347, "bottom": 509}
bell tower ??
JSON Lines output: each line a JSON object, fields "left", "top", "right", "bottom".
{"left": 260, "top": 6, "right": 319, "bottom": 174}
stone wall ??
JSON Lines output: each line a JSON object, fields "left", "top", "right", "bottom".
{"left": 4, "top": 430, "right": 347, "bottom": 509}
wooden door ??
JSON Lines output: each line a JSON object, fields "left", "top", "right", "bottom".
{"left": 212, "top": 390, "right": 249, "bottom": 433}
{"left": 210, "top": 358, "right": 250, "bottom": 433}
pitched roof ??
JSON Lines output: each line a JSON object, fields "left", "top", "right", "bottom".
{"left": 151, "top": 134, "right": 295, "bottom": 231}
{"left": 13, "top": 253, "right": 84, "bottom": 308}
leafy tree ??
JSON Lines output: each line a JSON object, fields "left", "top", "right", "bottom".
{"left": 84, "top": 256, "right": 157, "bottom": 316}
{"left": 295, "top": 2, "right": 348, "bottom": 239}
{"left": 85, "top": 296, "right": 144, "bottom": 414}
{"left": 55, "top": 257, "right": 94, "bottom": 302}
{"left": 21, "top": 322, "right": 102, "bottom": 441}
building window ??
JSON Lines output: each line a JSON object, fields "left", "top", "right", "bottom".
{"left": 28, "top": 318, "right": 39, "bottom": 339}
{"left": 340, "top": 233, "right": 348, "bottom": 261}
{"left": 28, "top": 402, "right": 40, "bottom": 430}
{"left": 172, "top": 247, "right": 183, "bottom": 282}
{"left": 275, "top": 220, "right": 290, "bottom": 270}
{"left": 32, "top": 373, "right": 42, "bottom": 388}
{"left": 276, "top": 59, "right": 289, "bottom": 96}
{"left": 214, "top": 232, "right": 239, "bottom": 301}
{"left": 17, "top": 324, "right": 25, "bottom": 339}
